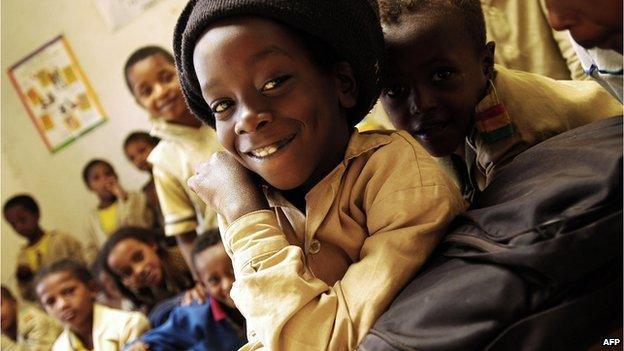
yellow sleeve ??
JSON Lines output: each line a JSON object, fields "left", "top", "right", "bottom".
{"left": 19, "top": 306, "right": 63, "bottom": 351}
{"left": 224, "top": 163, "right": 463, "bottom": 349}
{"left": 152, "top": 166, "right": 198, "bottom": 237}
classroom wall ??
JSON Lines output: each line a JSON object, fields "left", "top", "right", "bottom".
{"left": 0, "top": 0, "right": 188, "bottom": 291}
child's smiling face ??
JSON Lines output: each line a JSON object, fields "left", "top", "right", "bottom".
{"left": 380, "top": 14, "right": 493, "bottom": 157}
{"left": 36, "top": 272, "right": 96, "bottom": 332}
{"left": 192, "top": 17, "right": 355, "bottom": 191}
{"left": 107, "top": 238, "right": 163, "bottom": 289}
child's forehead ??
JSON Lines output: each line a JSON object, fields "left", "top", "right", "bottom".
{"left": 37, "top": 271, "right": 83, "bottom": 292}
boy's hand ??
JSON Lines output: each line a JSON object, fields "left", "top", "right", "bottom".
{"left": 188, "top": 152, "right": 268, "bottom": 223}
{"left": 181, "top": 282, "right": 207, "bottom": 306}
{"left": 106, "top": 178, "right": 128, "bottom": 201}
{"left": 125, "top": 341, "right": 149, "bottom": 351}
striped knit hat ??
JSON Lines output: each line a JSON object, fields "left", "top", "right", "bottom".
{"left": 173, "top": 0, "right": 385, "bottom": 127}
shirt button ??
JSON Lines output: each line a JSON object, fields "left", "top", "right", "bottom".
{"left": 309, "top": 239, "right": 321, "bottom": 254}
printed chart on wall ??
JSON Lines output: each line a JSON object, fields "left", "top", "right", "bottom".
{"left": 7, "top": 35, "right": 107, "bottom": 153}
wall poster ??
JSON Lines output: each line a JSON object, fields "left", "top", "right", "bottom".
{"left": 7, "top": 35, "right": 107, "bottom": 153}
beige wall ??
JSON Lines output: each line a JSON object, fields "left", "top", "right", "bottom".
{"left": 0, "top": 0, "right": 188, "bottom": 291}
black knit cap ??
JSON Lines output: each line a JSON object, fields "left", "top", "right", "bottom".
{"left": 173, "top": 0, "right": 385, "bottom": 128}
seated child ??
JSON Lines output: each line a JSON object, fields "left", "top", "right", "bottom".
{"left": 124, "top": 46, "right": 222, "bottom": 268}
{"left": 34, "top": 260, "right": 150, "bottom": 351}
{"left": 123, "top": 132, "right": 165, "bottom": 232}
{"left": 99, "top": 227, "right": 195, "bottom": 313}
{"left": 1, "top": 285, "right": 62, "bottom": 350}
{"left": 175, "top": 0, "right": 465, "bottom": 349}
{"left": 91, "top": 254, "right": 136, "bottom": 312}
{"left": 3, "top": 194, "right": 85, "bottom": 301}
{"left": 83, "top": 159, "right": 154, "bottom": 261}
{"left": 125, "top": 229, "right": 246, "bottom": 351}
{"left": 377, "top": 0, "right": 622, "bottom": 200}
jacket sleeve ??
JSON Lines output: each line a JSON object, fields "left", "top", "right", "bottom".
{"left": 223, "top": 151, "right": 464, "bottom": 350}
{"left": 120, "top": 312, "right": 151, "bottom": 347}
{"left": 136, "top": 305, "right": 204, "bottom": 350}
{"left": 152, "top": 166, "right": 198, "bottom": 237}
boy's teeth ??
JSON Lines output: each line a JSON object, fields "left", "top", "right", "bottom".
{"left": 251, "top": 144, "right": 279, "bottom": 158}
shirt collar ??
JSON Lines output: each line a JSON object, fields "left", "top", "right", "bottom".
{"left": 209, "top": 296, "right": 228, "bottom": 322}
{"left": 149, "top": 119, "right": 212, "bottom": 142}
{"left": 473, "top": 77, "right": 514, "bottom": 143}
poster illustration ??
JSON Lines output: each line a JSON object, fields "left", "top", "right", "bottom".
{"left": 7, "top": 35, "right": 107, "bottom": 153}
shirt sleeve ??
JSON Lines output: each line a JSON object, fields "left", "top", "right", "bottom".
{"left": 224, "top": 184, "right": 463, "bottom": 349}
{"left": 120, "top": 312, "right": 151, "bottom": 347}
{"left": 19, "top": 306, "right": 63, "bottom": 351}
{"left": 152, "top": 166, "right": 198, "bottom": 237}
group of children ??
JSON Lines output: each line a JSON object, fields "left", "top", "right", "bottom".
{"left": 2, "top": 0, "right": 621, "bottom": 350}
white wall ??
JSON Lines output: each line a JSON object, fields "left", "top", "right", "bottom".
{"left": 1, "top": 0, "right": 188, "bottom": 290}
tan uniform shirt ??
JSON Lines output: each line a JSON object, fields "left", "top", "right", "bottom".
{"left": 219, "top": 130, "right": 466, "bottom": 350}
{"left": 85, "top": 191, "right": 154, "bottom": 262}
{"left": 468, "top": 65, "right": 623, "bottom": 191}
{"left": 148, "top": 122, "right": 222, "bottom": 237}
{"left": 51, "top": 304, "right": 150, "bottom": 351}
{"left": 1, "top": 303, "right": 62, "bottom": 351}
{"left": 481, "top": 0, "right": 587, "bottom": 80}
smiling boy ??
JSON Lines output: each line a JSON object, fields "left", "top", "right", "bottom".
{"left": 174, "top": 0, "right": 465, "bottom": 349}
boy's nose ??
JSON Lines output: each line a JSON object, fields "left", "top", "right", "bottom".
{"left": 408, "top": 89, "right": 437, "bottom": 116}
{"left": 235, "top": 107, "right": 274, "bottom": 135}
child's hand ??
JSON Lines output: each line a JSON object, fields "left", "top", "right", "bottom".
{"left": 181, "top": 282, "right": 207, "bottom": 306}
{"left": 188, "top": 152, "right": 268, "bottom": 223}
{"left": 106, "top": 177, "right": 128, "bottom": 201}
{"left": 125, "top": 341, "right": 149, "bottom": 351}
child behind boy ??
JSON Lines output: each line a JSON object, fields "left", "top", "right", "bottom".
{"left": 377, "top": 0, "right": 622, "bottom": 200}
{"left": 1, "top": 285, "right": 62, "bottom": 350}
{"left": 123, "top": 46, "right": 222, "bottom": 268}
{"left": 83, "top": 159, "right": 154, "bottom": 261}
{"left": 35, "top": 260, "right": 150, "bottom": 351}
{"left": 123, "top": 132, "right": 165, "bottom": 232}
{"left": 125, "top": 229, "right": 246, "bottom": 351}
{"left": 3, "top": 194, "right": 85, "bottom": 301}
{"left": 176, "top": 0, "right": 465, "bottom": 349}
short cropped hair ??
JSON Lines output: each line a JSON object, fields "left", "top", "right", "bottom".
{"left": 191, "top": 228, "right": 223, "bottom": 270}
{"left": 123, "top": 131, "right": 160, "bottom": 151}
{"left": 3, "top": 194, "right": 39, "bottom": 216}
{"left": 82, "top": 159, "right": 116, "bottom": 185}
{"left": 34, "top": 259, "right": 94, "bottom": 292}
{"left": 378, "top": 0, "right": 486, "bottom": 52}
{"left": 124, "top": 46, "right": 175, "bottom": 94}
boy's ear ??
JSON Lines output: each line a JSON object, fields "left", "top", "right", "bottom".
{"left": 482, "top": 41, "right": 496, "bottom": 79}
{"left": 87, "top": 279, "right": 99, "bottom": 298}
{"left": 334, "top": 61, "right": 358, "bottom": 109}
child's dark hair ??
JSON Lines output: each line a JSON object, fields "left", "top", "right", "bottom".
{"left": 1, "top": 284, "right": 16, "bottom": 301}
{"left": 123, "top": 131, "right": 161, "bottom": 151}
{"left": 3, "top": 194, "right": 39, "bottom": 216}
{"left": 34, "top": 259, "right": 94, "bottom": 293}
{"left": 191, "top": 228, "right": 223, "bottom": 270}
{"left": 124, "top": 46, "right": 175, "bottom": 94}
{"left": 378, "top": 0, "right": 486, "bottom": 52}
{"left": 82, "top": 159, "right": 116, "bottom": 185}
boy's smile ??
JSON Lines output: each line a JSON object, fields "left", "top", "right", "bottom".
{"left": 192, "top": 17, "right": 354, "bottom": 192}
{"left": 380, "top": 14, "right": 492, "bottom": 157}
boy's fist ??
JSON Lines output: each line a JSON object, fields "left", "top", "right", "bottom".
{"left": 188, "top": 151, "right": 268, "bottom": 223}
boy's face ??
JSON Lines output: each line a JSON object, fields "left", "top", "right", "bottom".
{"left": 193, "top": 17, "right": 355, "bottom": 191}
{"left": 86, "top": 163, "right": 117, "bottom": 201}
{"left": 1, "top": 295, "right": 17, "bottom": 334}
{"left": 124, "top": 139, "right": 154, "bottom": 172}
{"left": 4, "top": 205, "right": 40, "bottom": 240}
{"left": 107, "top": 238, "right": 163, "bottom": 288}
{"left": 194, "top": 243, "right": 236, "bottom": 309}
{"left": 36, "top": 272, "right": 95, "bottom": 331}
{"left": 545, "top": 0, "right": 622, "bottom": 53}
{"left": 127, "top": 54, "right": 196, "bottom": 125}
{"left": 380, "top": 15, "right": 492, "bottom": 157}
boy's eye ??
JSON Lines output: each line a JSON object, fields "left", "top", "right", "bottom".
{"left": 159, "top": 71, "right": 175, "bottom": 83}
{"left": 432, "top": 70, "right": 452, "bottom": 82}
{"left": 138, "top": 86, "right": 152, "bottom": 97}
{"left": 208, "top": 277, "right": 220, "bottom": 287}
{"left": 61, "top": 286, "right": 75, "bottom": 296}
{"left": 210, "top": 100, "right": 233, "bottom": 114}
{"left": 44, "top": 297, "right": 55, "bottom": 306}
{"left": 384, "top": 83, "right": 409, "bottom": 99}
{"left": 262, "top": 75, "right": 290, "bottom": 92}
